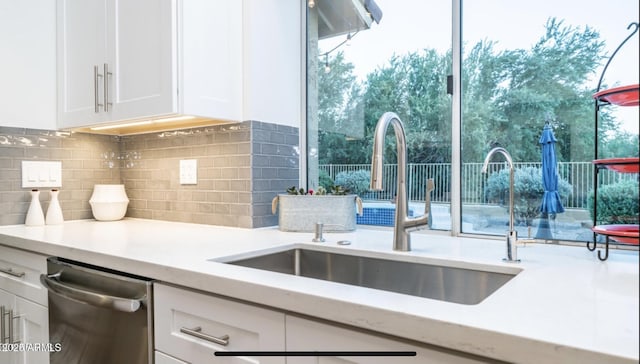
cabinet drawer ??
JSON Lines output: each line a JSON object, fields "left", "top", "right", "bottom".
{"left": 154, "top": 283, "right": 285, "bottom": 364}
{"left": 286, "top": 316, "right": 495, "bottom": 364}
{"left": 155, "top": 351, "right": 188, "bottom": 364}
{"left": 0, "top": 246, "right": 47, "bottom": 306}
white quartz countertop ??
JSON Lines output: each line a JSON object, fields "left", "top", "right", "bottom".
{"left": 1, "top": 218, "right": 638, "bottom": 363}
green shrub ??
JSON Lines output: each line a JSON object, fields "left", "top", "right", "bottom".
{"left": 484, "top": 166, "right": 572, "bottom": 226}
{"left": 318, "top": 169, "right": 334, "bottom": 191}
{"left": 334, "top": 170, "right": 371, "bottom": 196}
{"left": 587, "top": 179, "right": 639, "bottom": 225}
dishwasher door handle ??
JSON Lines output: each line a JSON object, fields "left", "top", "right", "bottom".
{"left": 40, "top": 273, "right": 143, "bottom": 313}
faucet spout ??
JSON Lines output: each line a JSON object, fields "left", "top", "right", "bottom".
{"left": 370, "top": 112, "right": 433, "bottom": 252}
{"left": 481, "top": 147, "right": 520, "bottom": 263}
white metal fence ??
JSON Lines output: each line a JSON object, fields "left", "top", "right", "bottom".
{"left": 319, "top": 162, "right": 637, "bottom": 209}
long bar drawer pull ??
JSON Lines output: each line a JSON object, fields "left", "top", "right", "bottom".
{"left": 180, "top": 326, "right": 229, "bottom": 346}
{"left": 0, "top": 267, "right": 25, "bottom": 278}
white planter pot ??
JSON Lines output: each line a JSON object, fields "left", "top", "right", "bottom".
{"left": 272, "top": 194, "right": 363, "bottom": 232}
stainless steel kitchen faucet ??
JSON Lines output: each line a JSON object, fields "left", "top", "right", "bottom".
{"left": 481, "top": 147, "right": 523, "bottom": 263}
{"left": 370, "top": 112, "right": 434, "bottom": 252}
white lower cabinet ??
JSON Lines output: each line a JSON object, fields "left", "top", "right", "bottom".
{"left": 12, "top": 297, "right": 50, "bottom": 364}
{"left": 285, "top": 316, "right": 491, "bottom": 364}
{"left": 0, "top": 245, "right": 49, "bottom": 364}
{"left": 155, "top": 350, "right": 189, "bottom": 364}
{"left": 154, "top": 282, "right": 497, "bottom": 364}
{"left": 154, "top": 282, "right": 286, "bottom": 363}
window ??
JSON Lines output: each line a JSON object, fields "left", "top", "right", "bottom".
{"left": 460, "top": 1, "right": 639, "bottom": 241}
{"left": 305, "top": 0, "right": 453, "bottom": 230}
{"left": 306, "top": 0, "right": 639, "bottom": 242}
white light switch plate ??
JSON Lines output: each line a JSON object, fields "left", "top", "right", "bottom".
{"left": 180, "top": 159, "right": 197, "bottom": 185}
{"left": 22, "top": 161, "right": 62, "bottom": 188}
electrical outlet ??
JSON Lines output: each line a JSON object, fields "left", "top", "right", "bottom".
{"left": 180, "top": 159, "right": 197, "bottom": 185}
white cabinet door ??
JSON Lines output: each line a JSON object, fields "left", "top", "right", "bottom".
{"left": 14, "top": 297, "right": 50, "bottom": 364}
{"left": 180, "top": 0, "right": 242, "bottom": 121}
{"left": 57, "top": 0, "right": 107, "bottom": 127}
{"left": 154, "top": 283, "right": 286, "bottom": 364}
{"left": 286, "top": 316, "right": 491, "bottom": 364}
{"left": 106, "top": 0, "right": 176, "bottom": 121}
{"left": 0, "top": 289, "right": 17, "bottom": 364}
{"left": 58, "top": 0, "right": 176, "bottom": 128}
{"left": 0, "top": 246, "right": 50, "bottom": 364}
{"left": 0, "top": 292, "right": 50, "bottom": 364}
{"left": 0, "top": 0, "right": 56, "bottom": 130}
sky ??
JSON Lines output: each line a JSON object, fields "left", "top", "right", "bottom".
{"left": 319, "top": 0, "right": 639, "bottom": 133}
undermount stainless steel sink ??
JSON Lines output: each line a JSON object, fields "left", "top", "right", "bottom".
{"left": 222, "top": 248, "right": 519, "bottom": 305}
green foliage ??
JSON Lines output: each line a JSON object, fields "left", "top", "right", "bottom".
{"left": 334, "top": 170, "right": 371, "bottom": 197}
{"left": 315, "top": 17, "right": 637, "bottom": 168}
{"left": 286, "top": 186, "right": 308, "bottom": 195}
{"left": 587, "top": 179, "right": 639, "bottom": 225}
{"left": 484, "top": 166, "right": 572, "bottom": 226}
{"left": 600, "top": 132, "right": 640, "bottom": 158}
{"left": 318, "top": 169, "right": 334, "bottom": 191}
{"left": 317, "top": 52, "right": 369, "bottom": 164}
{"left": 330, "top": 185, "right": 351, "bottom": 195}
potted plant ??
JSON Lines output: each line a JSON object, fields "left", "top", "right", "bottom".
{"left": 271, "top": 186, "right": 363, "bottom": 232}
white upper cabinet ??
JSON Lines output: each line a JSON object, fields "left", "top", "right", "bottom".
{"left": 57, "top": 0, "right": 107, "bottom": 126}
{"left": 0, "top": 0, "right": 56, "bottom": 130}
{"left": 57, "top": 0, "right": 176, "bottom": 128}
{"left": 107, "top": 0, "right": 177, "bottom": 122}
{"left": 57, "top": 0, "right": 242, "bottom": 130}
{"left": 180, "top": 0, "right": 242, "bottom": 122}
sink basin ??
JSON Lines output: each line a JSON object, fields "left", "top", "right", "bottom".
{"left": 221, "top": 247, "right": 519, "bottom": 305}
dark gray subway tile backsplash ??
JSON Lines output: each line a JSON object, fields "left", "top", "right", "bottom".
{"left": 0, "top": 121, "right": 299, "bottom": 228}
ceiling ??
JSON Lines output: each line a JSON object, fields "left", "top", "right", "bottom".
{"left": 316, "top": 0, "right": 382, "bottom": 40}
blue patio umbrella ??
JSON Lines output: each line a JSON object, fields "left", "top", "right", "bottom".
{"left": 536, "top": 123, "right": 565, "bottom": 239}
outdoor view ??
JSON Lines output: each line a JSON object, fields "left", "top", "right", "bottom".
{"left": 306, "top": 0, "right": 639, "bottom": 244}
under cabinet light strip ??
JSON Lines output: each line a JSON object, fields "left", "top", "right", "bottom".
{"left": 89, "top": 116, "right": 197, "bottom": 131}
{"left": 90, "top": 120, "right": 152, "bottom": 131}
{"left": 154, "top": 115, "right": 196, "bottom": 123}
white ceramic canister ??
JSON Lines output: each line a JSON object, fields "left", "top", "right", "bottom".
{"left": 89, "top": 184, "right": 129, "bottom": 221}
{"left": 25, "top": 189, "right": 45, "bottom": 226}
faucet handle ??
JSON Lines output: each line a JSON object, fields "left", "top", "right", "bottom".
{"left": 312, "top": 222, "right": 325, "bottom": 242}
{"left": 424, "top": 179, "right": 434, "bottom": 228}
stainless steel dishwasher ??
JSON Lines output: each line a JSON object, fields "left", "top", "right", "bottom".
{"left": 40, "top": 257, "right": 153, "bottom": 364}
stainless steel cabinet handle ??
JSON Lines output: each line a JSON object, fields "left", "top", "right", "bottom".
{"left": 0, "top": 306, "right": 15, "bottom": 344}
{"left": 180, "top": 326, "right": 230, "bottom": 346}
{"left": 1, "top": 306, "right": 5, "bottom": 344}
{"left": 40, "top": 273, "right": 143, "bottom": 313}
{"left": 8, "top": 309, "right": 14, "bottom": 344}
{"left": 103, "top": 63, "right": 112, "bottom": 112}
{"left": 0, "top": 267, "right": 26, "bottom": 278}
{"left": 94, "top": 65, "right": 104, "bottom": 113}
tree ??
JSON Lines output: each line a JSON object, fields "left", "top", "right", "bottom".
{"left": 317, "top": 52, "right": 371, "bottom": 164}
{"left": 462, "top": 18, "right": 610, "bottom": 163}
{"left": 362, "top": 50, "right": 452, "bottom": 164}
{"left": 316, "top": 17, "right": 635, "bottom": 168}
